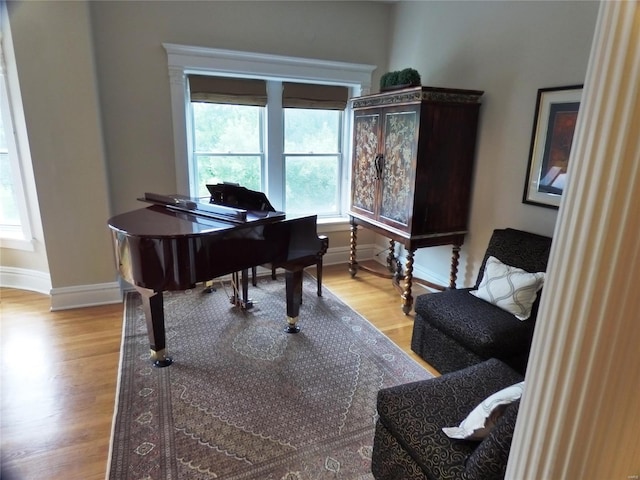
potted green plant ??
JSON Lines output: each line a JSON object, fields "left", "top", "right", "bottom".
{"left": 380, "top": 68, "right": 421, "bottom": 91}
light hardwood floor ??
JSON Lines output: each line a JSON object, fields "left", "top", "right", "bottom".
{"left": 0, "top": 263, "right": 437, "bottom": 479}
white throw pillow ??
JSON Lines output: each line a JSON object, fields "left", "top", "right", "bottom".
{"left": 470, "top": 256, "right": 545, "bottom": 320}
{"left": 442, "top": 381, "right": 524, "bottom": 440}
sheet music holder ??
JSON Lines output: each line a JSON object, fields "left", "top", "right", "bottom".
{"left": 206, "top": 183, "right": 276, "bottom": 212}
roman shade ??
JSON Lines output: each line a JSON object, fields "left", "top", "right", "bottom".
{"left": 188, "top": 76, "right": 348, "bottom": 110}
{"left": 188, "top": 75, "right": 267, "bottom": 106}
{"left": 282, "top": 82, "right": 349, "bottom": 110}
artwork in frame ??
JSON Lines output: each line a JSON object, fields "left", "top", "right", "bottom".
{"left": 523, "top": 85, "right": 583, "bottom": 209}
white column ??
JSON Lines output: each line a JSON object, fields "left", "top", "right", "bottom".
{"left": 507, "top": 2, "right": 640, "bottom": 479}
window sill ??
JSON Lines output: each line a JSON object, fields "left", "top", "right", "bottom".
{"left": 0, "top": 236, "right": 35, "bottom": 251}
{"left": 316, "top": 216, "right": 350, "bottom": 233}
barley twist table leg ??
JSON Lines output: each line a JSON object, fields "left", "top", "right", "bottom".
{"left": 349, "top": 222, "right": 358, "bottom": 277}
{"left": 401, "top": 249, "right": 415, "bottom": 315}
{"left": 386, "top": 239, "right": 396, "bottom": 272}
{"left": 450, "top": 244, "right": 461, "bottom": 289}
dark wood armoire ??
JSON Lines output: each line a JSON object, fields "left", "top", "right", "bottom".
{"left": 348, "top": 86, "right": 483, "bottom": 313}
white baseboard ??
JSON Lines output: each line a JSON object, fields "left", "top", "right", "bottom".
{"left": 50, "top": 282, "right": 123, "bottom": 311}
{"left": 1, "top": 265, "right": 122, "bottom": 310}
{"left": 372, "top": 251, "right": 450, "bottom": 290}
{"left": 407, "top": 260, "right": 450, "bottom": 289}
{"left": 2, "top": 244, "right": 376, "bottom": 311}
{"left": 265, "top": 244, "right": 376, "bottom": 271}
{"left": 0, "top": 266, "right": 52, "bottom": 295}
{"left": 324, "top": 244, "right": 374, "bottom": 266}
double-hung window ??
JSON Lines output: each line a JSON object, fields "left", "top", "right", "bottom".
{"left": 282, "top": 82, "right": 345, "bottom": 216}
{"left": 189, "top": 76, "right": 266, "bottom": 198}
{"left": 0, "top": 84, "right": 21, "bottom": 236}
{"left": 164, "top": 44, "right": 375, "bottom": 221}
{"left": 283, "top": 107, "right": 341, "bottom": 215}
{"left": 188, "top": 75, "right": 347, "bottom": 216}
{"left": 0, "top": 6, "right": 34, "bottom": 249}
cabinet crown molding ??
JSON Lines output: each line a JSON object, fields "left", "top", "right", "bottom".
{"left": 351, "top": 86, "right": 483, "bottom": 109}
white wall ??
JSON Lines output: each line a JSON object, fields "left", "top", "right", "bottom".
{"left": 510, "top": 3, "right": 640, "bottom": 475}
{"left": 388, "top": 1, "right": 599, "bottom": 287}
{"left": 5, "top": 1, "right": 114, "bottom": 294}
{"left": 2, "top": 1, "right": 390, "bottom": 300}
{"left": 89, "top": 0, "right": 393, "bottom": 216}
{"left": 0, "top": 3, "right": 50, "bottom": 293}
{"left": 2, "top": 0, "right": 600, "bottom": 306}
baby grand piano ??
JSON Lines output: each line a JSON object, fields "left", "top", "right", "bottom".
{"left": 108, "top": 189, "right": 327, "bottom": 367}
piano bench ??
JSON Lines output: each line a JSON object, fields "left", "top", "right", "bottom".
{"left": 252, "top": 235, "right": 329, "bottom": 297}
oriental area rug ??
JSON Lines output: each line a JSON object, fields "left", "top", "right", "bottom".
{"left": 107, "top": 274, "right": 432, "bottom": 480}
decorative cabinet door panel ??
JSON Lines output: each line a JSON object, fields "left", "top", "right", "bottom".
{"left": 379, "top": 110, "right": 418, "bottom": 229}
{"left": 351, "top": 113, "right": 380, "bottom": 217}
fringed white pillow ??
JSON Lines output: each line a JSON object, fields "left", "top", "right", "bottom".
{"left": 470, "top": 256, "right": 545, "bottom": 320}
{"left": 442, "top": 381, "right": 524, "bottom": 440}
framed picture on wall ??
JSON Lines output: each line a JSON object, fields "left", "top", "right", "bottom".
{"left": 523, "top": 85, "right": 583, "bottom": 209}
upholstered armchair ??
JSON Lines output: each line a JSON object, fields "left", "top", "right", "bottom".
{"left": 372, "top": 358, "right": 524, "bottom": 480}
{"left": 411, "top": 228, "right": 552, "bottom": 374}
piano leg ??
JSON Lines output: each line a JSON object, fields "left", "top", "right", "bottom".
{"left": 230, "top": 270, "right": 253, "bottom": 309}
{"left": 284, "top": 269, "right": 303, "bottom": 333}
{"left": 135, "top": 286, "right": 173, "bottom": 368}
{"left": 241, "top": 269, "right": 253, "bottom": 309}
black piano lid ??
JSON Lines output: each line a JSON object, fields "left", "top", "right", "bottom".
{"left": 108, "top": 204, "right": 290, "bottom": 238}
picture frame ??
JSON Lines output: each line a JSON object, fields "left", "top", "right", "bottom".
{"left": 523, "top": 85, "right": 583, "bottom": 209}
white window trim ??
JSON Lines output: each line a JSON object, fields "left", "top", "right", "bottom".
{"left": 163, "top": 43, "right": 375, "bottom": 216}
{"left": 0, "top": 3, "right": 36, "bottom": 251}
